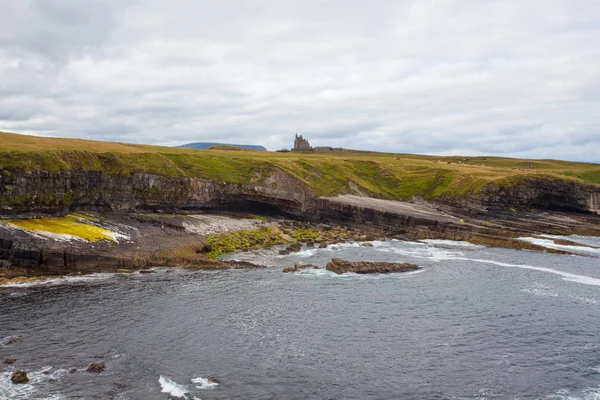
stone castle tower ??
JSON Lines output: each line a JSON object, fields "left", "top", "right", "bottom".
{"left": 293, "top": 134, "right": 311, "bottom": 150}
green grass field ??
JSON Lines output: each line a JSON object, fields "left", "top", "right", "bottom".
{"left": 1, "top": 131, "right": 599, "bottom": 201}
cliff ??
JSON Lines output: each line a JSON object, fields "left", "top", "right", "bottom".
{"left": 1, "top": 131, "right": 600, "bottom": 280}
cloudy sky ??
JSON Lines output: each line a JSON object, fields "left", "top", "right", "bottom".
{"left": 1, "top": 1, "right": 599, "bottom": 161}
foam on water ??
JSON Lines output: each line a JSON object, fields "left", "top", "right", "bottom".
{"left": 0, "top": 366, "right": 68, "bottom": 400}
{"left": 377, "top": 240, "right": 600, "bottom": 287}
{"left": 544, "top": 386, "right": 600, "bottom": 400}
{"left": 158, "top": 375, "right": 200, "bottom": 399}
{"left": 191, "top": 376, "right": 219, "bottom": 389}
{"left": 455, "top": 257, "right": 600, "bottom": 287}
{"left": 420, "top": 239, "right": 485, "bottom": 249}
{"left": 294, "top": 248, "right": 317, "bottom": 257}
{"left": 295, "top": 268, "right": 379, "bottom": 279}
{"left": 383, "top": 243, "right": 466, "bottom": 262}
{"left": 517, "top": 237, "right": 600, "bottom": 256}
{"left": 522, "top": 284, "right": 560, "bottom": 298}
{"left": 541, "top": 235, "right": 600, "bottom": 248}
{"left": 0, "top": 272, "right": 117, "bottom": 288}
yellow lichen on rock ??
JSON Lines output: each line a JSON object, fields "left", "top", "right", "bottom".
{"left": 7, "top": 215, "right": 116, "bottom": 242}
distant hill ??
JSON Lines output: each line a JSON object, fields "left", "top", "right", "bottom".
{"left": 178, "top": 142, "right": 266, "bottom": 151}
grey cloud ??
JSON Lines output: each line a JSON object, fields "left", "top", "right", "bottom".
{"left": 0, "top": 0, "right": 599, "bottom": 161}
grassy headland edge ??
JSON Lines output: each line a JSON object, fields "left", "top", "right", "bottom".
{"left": 1, "top": 130, "right": 599, "bottom": 204}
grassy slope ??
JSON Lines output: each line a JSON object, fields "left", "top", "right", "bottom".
{"left": 1, "top": 131, "right": 599, "bottom": 201}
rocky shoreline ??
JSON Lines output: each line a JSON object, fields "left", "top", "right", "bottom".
{"left": 1, "top": 192, "right": 600, "bottom": 283}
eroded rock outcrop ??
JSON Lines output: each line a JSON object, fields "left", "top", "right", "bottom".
{"left": 87, "top": 362, "right": 105, "bottom": 373}
{"left": 282, "top": 263, "right": 319, "bottom": 273}
{"left": 325, "top": 258, "right": 419, "bottom": 274}
{"left": 0, "top": 166, "right": 319, "bottom": 216}
{"left": 11, "top": 370, "right": 29, "bottom": 384}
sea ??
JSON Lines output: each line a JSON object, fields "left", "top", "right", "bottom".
{"left": 1, "top": 236, "right": 600, "bottom": 399}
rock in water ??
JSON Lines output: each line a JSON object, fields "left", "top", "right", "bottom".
{"left": 278, "top": 242, "right": 303, "bottom": 255}
{"left": 4, "top": 359, "right": 16, "bottom": 364}
{"left": 87, "top": 362, "right": 105, "bottom": 372}
{"left": 208, "top": 377, "right": 220, "bottom": 384}
{"left": 325, "top": 258, "right": 419, "bottom": 275}
{"left": 11, "top": 370, "right": 29, "bottom": 384}
{"left": 282, "top": 263, "right": 320, "bottom": 273}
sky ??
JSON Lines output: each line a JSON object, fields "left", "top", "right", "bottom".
{"left": 1, "top": 0, "right": 599, "bottom": 161}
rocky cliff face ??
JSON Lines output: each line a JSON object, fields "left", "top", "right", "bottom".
{"left": 0, "top": 167, "right": 318, "bottom": 216}
{"left": 441, "top": 176, "right": 600, "bottom": 214}
{"left": 1, "top": 166, "right": 599, "bottom": 217}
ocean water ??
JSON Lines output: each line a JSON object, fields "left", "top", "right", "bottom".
{"left": 1, "top": 238, "right": 600, "bottom": 399}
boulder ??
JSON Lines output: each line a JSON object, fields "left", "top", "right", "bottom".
{"left": 325, "top": 258, "right": 419, "bottom": 275}
{"left": 360, "top": 242, "right": 374, "bottom": 247}
{"left": 208, "top": 377, "right": 220, "bottom": 384}
{"left": 282, "top": 263, "right": 320, "bottom": 273}
{"left": 11, "top": 370, "right": 29, "bottom": 384}
{"left": 278, "top": 242, "right": 303, "bottom": 255}
{"left": 4, "top": 359, "right": 16, "bottom": 364}
{"left": 87, "top": 362, "right": 105, "bottom": 373}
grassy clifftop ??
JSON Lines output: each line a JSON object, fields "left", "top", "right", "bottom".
{"left": 1, "top": 131, "right": 599, "bottom": 201}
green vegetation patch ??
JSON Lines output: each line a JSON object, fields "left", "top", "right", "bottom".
{"left": 7, "top": 215, "right": 116, "bottom": 242}
{"left": 205, "top": 226, "right": 286, "bottom": 258}
{"left": 290, "top": 227, "right": 321, "bottom": 241}
{"left": 561, "top": 170, "right": 600, "bottom": 185}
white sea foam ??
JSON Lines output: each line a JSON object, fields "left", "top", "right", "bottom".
{"left": 517, "top": 237, "right": 600, "bottom": 256}
{"left": 296, "top": 268, "right": 381, "bottom": 279}
{"left": 336, "top": 239, "right": 600, "bottom": 287}
{"left": 294, "top": 249, "right": 317, "bottom": 257}
{"left": 456, "top": 257, "right": 600, "bottom": 287}
{"left": 0, "top": 366, "right": 68, "bottom": 400}
{"left": 191, "top": 376, "right": 219, "bottom": 389}
{"left": 158, "top": 376, "right": 200, "bottom": 399}
{"left": 522, "top": 285, "right": 560, "bottom": 298}
{"left": 420, "top": 239, "right": 485, "bottom": 249}
{"left": 391, "top": 268, "right": 426, "bottom": 279}
{"left": 384, "top": 244, "right": 465, "bottom": 262}
{"left": 0, "top": 273, "right": 117, "bottom": 288}
{"left": 540, "top": 234, "right": 600, "bottom": 248}
{"left": 544, "top": 386, "right": 600, "bottom": 400}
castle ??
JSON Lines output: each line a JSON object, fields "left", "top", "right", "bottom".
{"left": 292, "top": 134, "right": 343, "bottom": 152}
{"left": 293, "top": 134, "right": 311, "bottom": 150}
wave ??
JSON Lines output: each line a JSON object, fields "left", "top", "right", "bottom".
{"left": 540, "top": 234, "right": 600, "bottom": 248}
{"left": 191, "top": 376, "right": 219, "bottom": 389}
{"left": 0, "top": 273, "right": 117, "bottom": 288}
{"left": 294, "top": 267, "right": 425, "bottom": 280}
{"left": 293, "top": 249, "right": 317, "bottom": 257}
{"left": 518, "top": 237, "right": 600, "bottom": 256}
{"left": 420, "top": 239, "right": 485, "bottom": 249}
{"left": 295, "top": 268, "right": 380, "bottom": 279}
{"left": 382, "top": 244, "right": 466, "bottom": 262}
{"left": 0, "top": 366, "right": 68, "bottom": 400}
{"left": 456, "top": 257, "right": 600, "bottom": 287}
{"left": 544, "top": 386, "right": 600, "bottom": 399}
{"left": 158, "top": 375, "right": 200, "bottom": 399}
{"left": 378, "top": 240, "right": 600, "bottom": 287}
